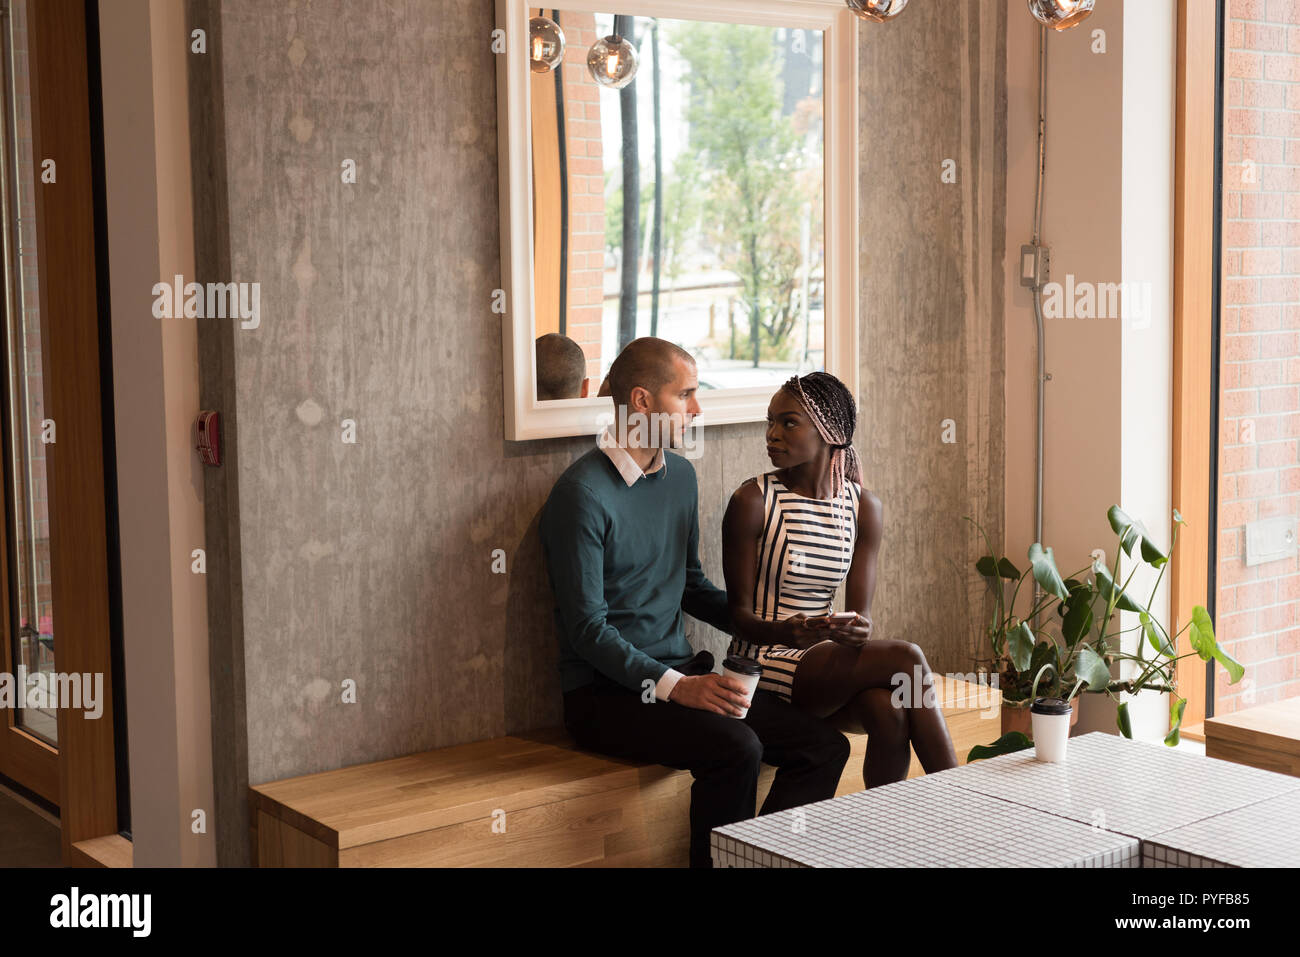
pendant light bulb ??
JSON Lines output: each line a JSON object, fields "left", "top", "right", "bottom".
{"left": 529, "top": 16, "right": 565, "bottom": 74}
{"left": 587, "top": 34, "right": 638, "bottom": 89}
{"left": 1026, "top": 0, "right": 1095, "bottom": 31}
{"left": 844, "top": 0, "right": 909, "bottom": 22}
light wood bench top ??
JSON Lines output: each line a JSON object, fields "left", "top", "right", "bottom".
{"left": 249, "top": 727, "right": 666, "bottom": 851}
{"left": 1205, "top": 697, "right": 1300, "bottom": 754}
{"left": 249, "top": 675, "right": 1001, "bottom": 866}
{"left": 70, "top": 834, "right": 133, "bottom": 868}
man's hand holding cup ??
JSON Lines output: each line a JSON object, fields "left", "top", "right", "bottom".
{"left": 669, "top": 671, "right": 753, "bottom": 717}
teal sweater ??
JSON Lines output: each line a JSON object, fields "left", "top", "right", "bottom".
{"left": 539, "top": 447, "right": 732, "bottom": 694}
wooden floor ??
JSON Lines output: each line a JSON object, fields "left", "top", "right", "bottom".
{"left": 251, "top": 675, "right": 1003, "bottom": 868}
{"left": 0, "top": 781, "right": 61, "bottom": 867}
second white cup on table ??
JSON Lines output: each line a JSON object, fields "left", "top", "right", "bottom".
{"left": 1030, "top": 696, "right": 1073, "bottom": 762}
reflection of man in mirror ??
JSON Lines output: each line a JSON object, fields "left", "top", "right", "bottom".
{"left": 535, "top": 333, "right": 590, "bottom": 400}
{"left": 538, "top": 336, "right": 849, "bottom": 868}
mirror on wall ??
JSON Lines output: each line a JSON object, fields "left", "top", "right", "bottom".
{"left": 497, "top": 0, "right": 857, "bottom": 440}
{"left": 533, "top": 10, "right": 825, "bottom": 399}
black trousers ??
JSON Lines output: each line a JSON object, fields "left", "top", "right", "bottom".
{"left": 562, "top": 651, "right": 851, "bottom": 868}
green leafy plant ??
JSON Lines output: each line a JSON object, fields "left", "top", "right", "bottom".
{"left": 965, "top": 505, "right": 1243, "bottom": 761}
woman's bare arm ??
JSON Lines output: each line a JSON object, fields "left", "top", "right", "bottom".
{"left": 843, "top": 485, "right": 883, "bottom": 619}
{"left": 721, "top": 480, "right": 797, "bottom": 648}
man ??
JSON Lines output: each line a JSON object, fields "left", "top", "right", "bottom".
{"left": 535, "top": 332, "right": 590, "bottom": 400}
{"left": 538, "top": 337, "right": 850, "bottom": 868}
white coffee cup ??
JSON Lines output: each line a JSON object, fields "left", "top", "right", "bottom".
{"left": 1030, "top": 696, "right": 1072, "bottom": 762}
{"left": 721, "top": 656, "right": 762, "bottom": 719}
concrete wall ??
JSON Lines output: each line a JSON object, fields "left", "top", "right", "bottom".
{"left": 856, "top": 0, "right": 1007, "bottom": 681}
{"left": 191, "top": 0, "right": 1006, "bottom": 861}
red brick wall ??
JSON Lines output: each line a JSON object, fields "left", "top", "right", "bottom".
{"left": 1217, "top": 0, "right": 1300, "bottom": 712}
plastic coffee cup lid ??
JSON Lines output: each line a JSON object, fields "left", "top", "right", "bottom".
{"left": 1030, "top": 696, "right": 1071, "bottom": 715}
{"left": 722, "top": 655, "right": 762, "bottom": 677}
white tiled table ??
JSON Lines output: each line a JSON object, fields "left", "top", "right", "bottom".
{"left": 713, "top": 773, "right": 1140, "bottom": 868}
{"left": 713, "top": 731, "right": 1300, "bottom": 868}
{"left": 1141, "top": 789, "right": 1300, "bottom": 868}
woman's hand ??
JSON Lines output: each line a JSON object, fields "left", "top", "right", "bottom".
{"left": 819, "top": 613, "right": 873, "bottom": 649}
{"left": 780, "top": 613, "right": 822, "bottom": 650}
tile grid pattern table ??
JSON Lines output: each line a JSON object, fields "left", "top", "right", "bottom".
{"left": 713, "top": 770, "right": 1141, "bottom": 868}
{"left": 1139, "top": 789, "right": 1300, "bottom": 868}
{"left": 713, "top": 732, "right": 1300, "bottom": 868}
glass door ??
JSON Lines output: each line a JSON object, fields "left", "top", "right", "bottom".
{"left": 0, "top": 0, "right": 58, "bottom": 804}
{"left": 1212, "top": 0, "right": 1300, "bottom": 716}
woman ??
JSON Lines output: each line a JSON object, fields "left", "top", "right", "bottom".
{"left": 721, "top": 372, "right": 958, "bottom": 788}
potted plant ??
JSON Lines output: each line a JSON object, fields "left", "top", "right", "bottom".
{"left": 965, "top": 517, "right": 1104, "bottom": 738}
{"left": 965, "top": 505, "right": 1243, "bottom": 759}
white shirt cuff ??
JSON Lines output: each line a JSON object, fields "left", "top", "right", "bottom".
{"left": 656, "top": 668, "right": 685, "bottom": 702}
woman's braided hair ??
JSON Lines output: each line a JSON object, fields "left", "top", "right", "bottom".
{"left": 781, "top": 371, "right": 861, "bottom": 546}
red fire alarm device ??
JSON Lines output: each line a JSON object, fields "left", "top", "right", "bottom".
{"left": 196, "top": 411, "right": 220, "bottom": 466}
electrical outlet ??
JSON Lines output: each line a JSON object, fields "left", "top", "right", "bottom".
{"left": 1020, "top": 244, "right": 1050, "bottom": 288}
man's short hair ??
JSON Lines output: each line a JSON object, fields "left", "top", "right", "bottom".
{"left": 606, "top": 337, "right": 695, "bottom": 408}
{"left": 535, "top": 333, "right": 588, "bottom": 400}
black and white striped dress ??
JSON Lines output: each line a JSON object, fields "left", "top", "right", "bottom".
{"left": 726, "top": 472, "right": 860, "bottom": 702}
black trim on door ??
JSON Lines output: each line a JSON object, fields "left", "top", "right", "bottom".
{"left": 1206, "top": 0, "right": 1226, "bottom": 720}
{"left": 82, "top": 0, "right": 129, "bottom": 839}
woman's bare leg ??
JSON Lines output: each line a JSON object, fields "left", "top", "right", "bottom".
{"left": 823, "top": 687, "right": 911, "bottom": 787}
{"left": 793, "top": 638, "right": 958, "bottom": 776}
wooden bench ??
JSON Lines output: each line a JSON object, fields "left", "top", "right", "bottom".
{"left": 1204, "top": 696, "right": 1300, "bottom": 778}
{"left": 250, "top": 675, "right": 1000, "bottom": 867}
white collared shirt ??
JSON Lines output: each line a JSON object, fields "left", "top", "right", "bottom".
{"left": 597, "top": 424, "right": 683, "bottom": 701}
{"left": 598, "top": 424, "right": 666, "bottom": 486}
